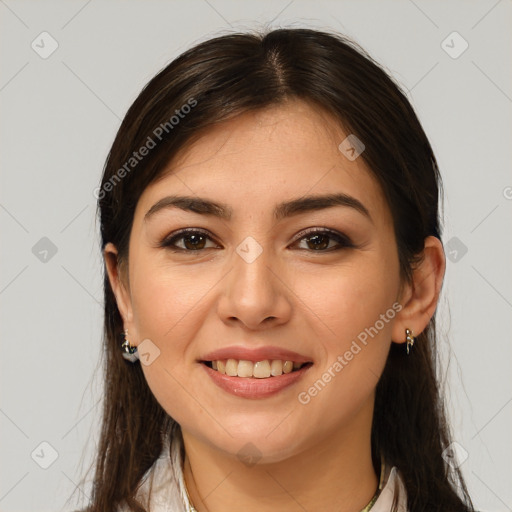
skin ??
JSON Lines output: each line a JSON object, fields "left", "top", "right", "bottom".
{"left": 105, "top": 100, "right": 445, "bottom": 511}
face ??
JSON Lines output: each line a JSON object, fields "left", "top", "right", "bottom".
{"left": 110, "top": 100, "right": 404, "bottom": 463}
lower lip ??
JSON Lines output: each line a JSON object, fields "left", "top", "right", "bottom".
{"left": 202, "top": 363, "right": 313, "bottom": 399}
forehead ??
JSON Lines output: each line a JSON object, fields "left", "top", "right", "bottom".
{"left": 134, "top": 100, "right": 391, "bottom": 225}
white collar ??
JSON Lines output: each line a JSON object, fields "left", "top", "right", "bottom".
{"left": 130, "top": 430, "right": 408, "bottom": 512}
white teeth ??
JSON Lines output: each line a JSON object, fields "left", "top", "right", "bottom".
{"left": 253, "top": 360, "right": 271, "bottom": 378}
{"left": 209, "top": 359, "right": 307, "bottom": 377}
{"left": 226, "top": 358, "right": 238, "bottom": 376}
{"left": 270, "top": 359, "right": 283, "bottom": 376}
{"left": 283, "top": 361, "right": 293, "bottom": 374}
{"left": 237, "top": 360, "right": 253, "bottom": 378}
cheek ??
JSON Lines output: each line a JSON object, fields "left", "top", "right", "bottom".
{"left": 292, "top": 253, "right": 399, "bottom": 404}
{"left": 130, "top": 279, "right": 203, "bottom": 428}
{"left": 130, "top": 256, "right": 214, "bottom": 343}
{"left": 296, "top": 255, "right": 400, "bottom": 349}
{"left": 128, "top": 258, "right": 220, "bottom": 425}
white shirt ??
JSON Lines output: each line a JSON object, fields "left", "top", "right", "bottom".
{"left": 126, "top": 431, "right": 409, "bottom": 512}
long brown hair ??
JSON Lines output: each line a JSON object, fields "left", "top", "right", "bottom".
{"left": 81, "top": 28, "right": 475, "bottom": 511}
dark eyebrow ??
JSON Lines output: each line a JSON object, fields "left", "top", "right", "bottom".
{"left": 144, "top": 193, "right": 371, "bottom": 222}
{"left": 273, "top": 193, "right": 371, "bottom": 221}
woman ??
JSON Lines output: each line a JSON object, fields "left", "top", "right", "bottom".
{"left": 86, "top": 28, "right": 475, "bottom": 511}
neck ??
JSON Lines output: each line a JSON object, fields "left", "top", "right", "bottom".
{"left": 181, "top": 396, "right": 378, "bottom": 512}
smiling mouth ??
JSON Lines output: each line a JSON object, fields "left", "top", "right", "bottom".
{"left": 202, "top": 359, "right": 313, "bottom": 378}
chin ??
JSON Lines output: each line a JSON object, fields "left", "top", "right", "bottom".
{"left": 195, "top": 416, "right": 310, "bottom": 465}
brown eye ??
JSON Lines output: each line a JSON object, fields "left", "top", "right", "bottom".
{"left": 161, "top": 228, "right": 352, "bottom": 253}
{"left": 304, "top": 233, "right": 330, "bottom": 251}
{"left": 160, "top": 229, "right": 219, "bottom": 252}
{"left": 182, "top": 233, "right": 207, "bottom": 250}
{"left": 293, "top": 229, "right": 353, "bottom": 252}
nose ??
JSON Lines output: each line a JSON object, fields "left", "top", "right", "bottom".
{"left": 217, "top": 245, "right": 293, "bottom": 331}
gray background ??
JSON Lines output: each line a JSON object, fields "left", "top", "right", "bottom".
{"left": 1, "top": 1, "right": 511, "bottom": 511}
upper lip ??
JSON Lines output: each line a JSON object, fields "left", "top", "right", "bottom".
{"left": 201, "top": 346, "right": 313, "bottom": 363}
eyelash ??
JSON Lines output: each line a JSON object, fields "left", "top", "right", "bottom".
{"left": 159, "top": 227, "right": 354, "bottom": 253}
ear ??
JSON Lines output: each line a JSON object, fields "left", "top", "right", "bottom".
{"left": 391, "top": 236, "right": 446, "bottom": 344}
{"left": 104, "top": 242, "right": 138, "bottom": 344}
